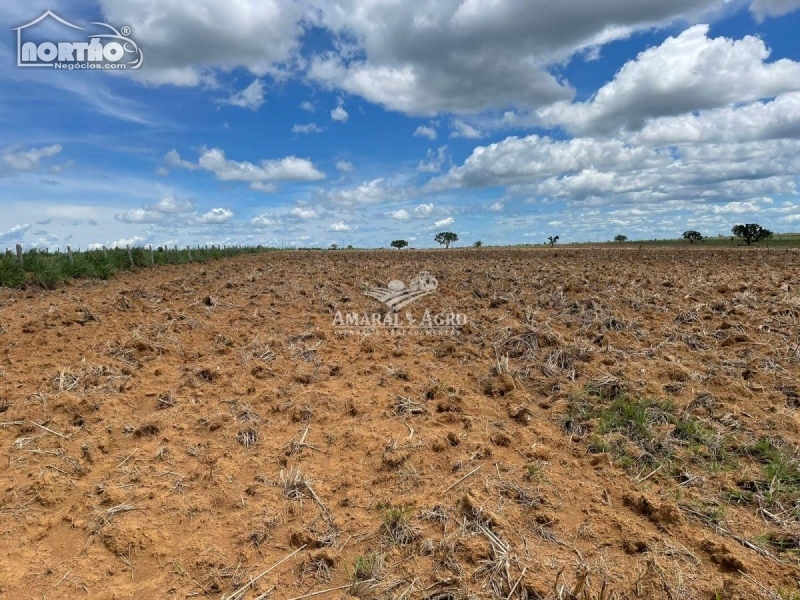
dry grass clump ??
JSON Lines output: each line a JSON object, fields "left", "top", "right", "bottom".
{"left": 379, "top": 504, "right": 420, "bottom": 546}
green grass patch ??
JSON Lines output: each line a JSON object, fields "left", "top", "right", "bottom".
{"left": 754, "top": 532, "right": 800, "bottom": 554}
{"left": 378, "top": 504, "right": 418, "bottom": 545}
{"left": 0, "top": 254, "right": 25, "bottom": 288}
{"left": 563, "top": 388, "right": 732, "bottom": 478}
{"left": 596, "top": 396, "right": 674, "bottom": 442}
{"left": 738, "top": 438, "right": 800, "bottom": 511}
{"left": 349, "top": 551, "right": 384, "bottom": 582}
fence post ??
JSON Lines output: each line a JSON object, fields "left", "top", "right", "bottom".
{"left": 15, "top": 244, "right": 23, "bottom": 268}
{"left": 67, "top": 245, "right": 74, "bottom": 264}
{"left": 187, "top": 246, "right": 192, "bottom": 261}
{"left": 103, "top": 246, "right": 108, "bottom": 258}
{"left": 149, "top": 244, "right": 155, "bottom": 266}
{"left": 127, "top": 245, "right": 134, "bottom": 268}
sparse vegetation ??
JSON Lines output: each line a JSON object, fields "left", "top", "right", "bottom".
{"left": 566, "top": 388, "right": 731, "bottom": 481}
{"left": 349, "top": 551, "right": 384, "bottom": 583}
{"left": 379, "top": 504, "right": 419, "bottom": 545}
{"left": 739, "top": 438, "right": 800, "bottom": 512}
{"left": 0, "top": 254, "right": 26, "bottom": 288}
{"left": 0, "top": 245, "right": 278, "bottom": 289}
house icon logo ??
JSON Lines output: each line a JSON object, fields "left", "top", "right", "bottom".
{"left": 334, "top": 271, "right": 466, "bottom": 336}
{"left": 13, "top": 10, "right": 143, "bottom": 70}
{"left": 363, "top": 271, "right": 439, "bottom": 310}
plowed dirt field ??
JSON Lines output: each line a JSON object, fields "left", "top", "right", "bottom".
{"left": 1, "top": 247, "right": 798, "bottom": 599}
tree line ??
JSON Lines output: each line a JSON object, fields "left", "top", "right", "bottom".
{"left": 390, "top": 224, "right": 775, "bottom": 249}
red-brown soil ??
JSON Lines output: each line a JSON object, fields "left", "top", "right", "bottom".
{"left": 0, "top": 247, "right": 798, "bottom": 599}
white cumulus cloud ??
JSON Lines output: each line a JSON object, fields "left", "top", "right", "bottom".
{"left": 450, "top": 120, "right": 483, "bottom": 139}
{"left": 0, "top": 224, "right": 32, "bottom": 244}
{"left": 331, "top": 104, "right": 349, "bottom": 122}
{"left": 289, "top": 207, "right": 320, "bottom": 219}
{"left": 388, "top": 209, "right": 410, "bottom": 221}
{"left": 537, "top": 25, "right": 800, "bottom": 135}
{"left": 97, "top": 0, "right": 307, "bottom": 86}
{"left": 329, "top": 221, "right": 352, "bottom": 231}
{"left": 429, "top": 217, "right": 455, "bottom": 230}
{"left": 335, "top": 160, "right": 355, "bottom": 173}
{"left": 418, "top": 146, "right": 449, "bottom": 173}
{"left": 414, "top": 203, "right": 435, "bottom": 218}
{"left": 217, "top": 80, "right": 266, "bottom": 110}
{"left": 166, "top": 148, "right": 326, "bottom": 191}
{"left": 750, "top": 0, "right": 800, "bottom": 21}
{"left": 251, "top": 214, "right": 281, "bottom": 227}
{"left": 292, "top": 123, "right": 325, "bottom": 134}
{"left": 1, "top": 145, "right": 62, "bottom": 173}
{"left": 414, "top": 125, "right": 437, "bottom": 140}
{"left": 197, "top": 208, "right": 234, "bottom": 224}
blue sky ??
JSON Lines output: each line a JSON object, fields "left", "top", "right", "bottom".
{"left": 1, "top": 0, "right": 800, "bottom": 249}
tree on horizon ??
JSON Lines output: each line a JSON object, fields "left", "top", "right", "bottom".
{"left": 435, "top": 232, "right": 458, "bottom": 248}
{"left": 683, "top": 230, "right": 703, "bottom": 243}
{"left": 732, "top": 224, "right": 772, "bottom": 246}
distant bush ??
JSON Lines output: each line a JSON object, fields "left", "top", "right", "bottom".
{"left": 0, "top": 254, "right": 25, "bottom": 288}
{"left": 31, "top": 258, "right": 65, "bottom": 290}
{"left": 682, "top": 230, "right": 703, "bottom": 243}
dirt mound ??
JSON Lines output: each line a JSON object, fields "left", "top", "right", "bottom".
{"left": 0, "top": 247, "right": 798, "bottom": 598}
